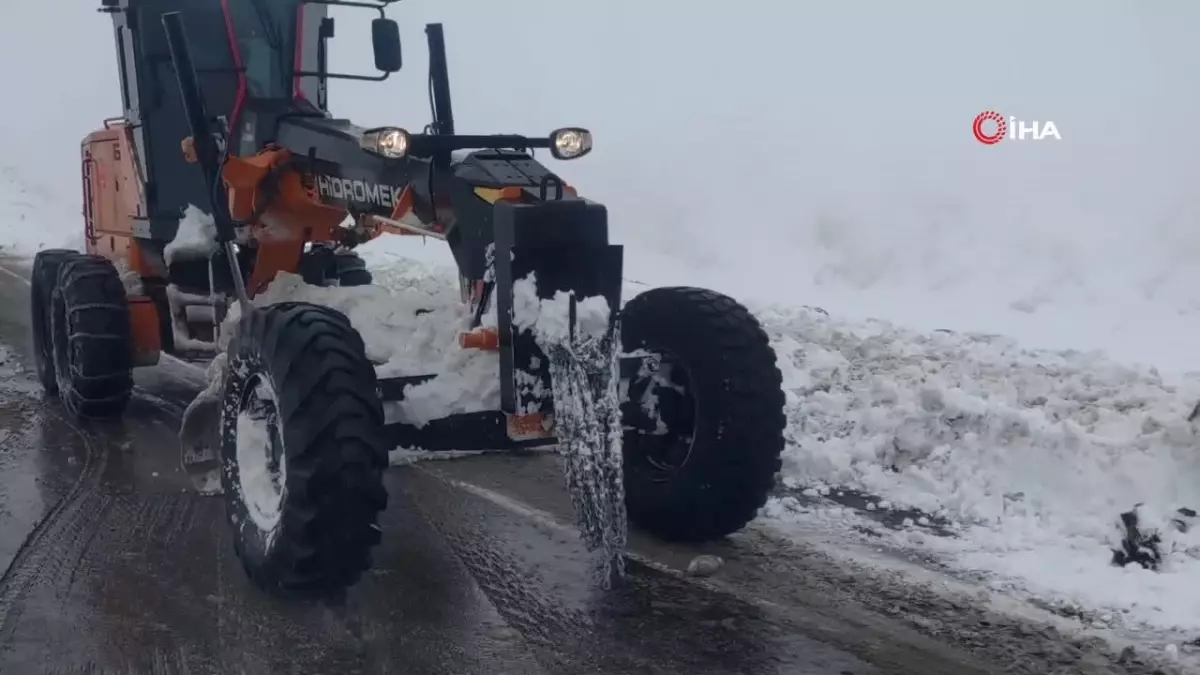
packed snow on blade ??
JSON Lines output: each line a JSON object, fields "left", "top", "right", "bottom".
{"left": 514, "top": 272, "right": 628, "bottom": 587}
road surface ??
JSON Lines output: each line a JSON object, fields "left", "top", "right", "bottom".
{"left": 0, "top": 257, "right": 1170, "bottom": 675}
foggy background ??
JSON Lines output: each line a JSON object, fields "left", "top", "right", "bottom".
{"left": 3, "top": 0, "right": 1198, "bottom": 365}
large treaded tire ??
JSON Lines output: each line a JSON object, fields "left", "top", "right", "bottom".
{"left": 619, "top": 286, "right": 785, "bottom": 542}
{"left": 220, "top": 302, "right": 389, "bottom": 595}
{"left": 30, "top": 248, "right": 81, "bottom": 396}
{"left": 49, "top": 254, "right": 133, "bottom": 419}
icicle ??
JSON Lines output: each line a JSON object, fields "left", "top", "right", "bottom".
{"left": 541, "top": 318, "right": 628, "bottom": 587}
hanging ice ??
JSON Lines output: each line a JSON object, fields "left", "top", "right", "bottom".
{"left": 514, "top": 273, "right": 628, "bottom": 586}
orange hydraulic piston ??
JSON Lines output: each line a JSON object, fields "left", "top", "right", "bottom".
{"left": 459, "top": 327, "right": 499, "bottom": 351}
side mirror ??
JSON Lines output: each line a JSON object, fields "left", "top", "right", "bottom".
{"left": 319, "top": 16, "right": 335, "bottom": 40}
{"left": 372, "top": 18, "right": 402, "bottom": 73}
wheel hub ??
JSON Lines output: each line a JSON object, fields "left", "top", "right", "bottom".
{"left": 622, "top": 350, "right": 698, "bottom": 480}
{"left": 236, "top": 374, "right": 286, "bottom": 533}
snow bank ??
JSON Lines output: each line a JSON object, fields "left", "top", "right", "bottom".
{"left": 762, "top": 303, "right": 1200, "bottom": 636}
{"left": 343, "top": 244, "right": 1200, "bottom": 637}
{"left": 0, "top": 166, "right": 84, "bottom": 255}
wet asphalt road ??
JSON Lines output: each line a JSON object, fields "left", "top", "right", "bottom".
{"left": 0, "top": 258, "right": 1009, "bottom": 675}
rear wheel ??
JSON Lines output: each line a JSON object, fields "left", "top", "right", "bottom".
{"left": 220, "top": 302, "right": 389, "bottom": 595}
{"left": 30, "top": 248, "right": 80, "bottom": 395}
{"left": 619, "top": 287, "right": 786, "bottom": 542}
{"left": 49, "top": 254, "right": 133, "bottom": 419}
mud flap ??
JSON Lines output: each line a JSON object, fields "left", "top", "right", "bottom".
{"left": 491, "top": 198, "right": 623, "bottom": 419}
{"left": 179, "top": 353, "right": 227, "bottom": 495}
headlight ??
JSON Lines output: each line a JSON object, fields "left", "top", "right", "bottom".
{"left": 549, "top": 127, "right": 593, "bottom": 160}
{"left": 360, "top": 127, "right": 411, "bottom": 159}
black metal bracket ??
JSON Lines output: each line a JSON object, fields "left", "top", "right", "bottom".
{"left": 161, "top": 11, "right": 236, "bottom": 244}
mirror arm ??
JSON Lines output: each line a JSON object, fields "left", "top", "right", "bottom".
{"left": 295, "top": 70, "right": 391, "bottom": 82}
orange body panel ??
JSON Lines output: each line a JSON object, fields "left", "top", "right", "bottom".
{"left": 82, "top": 122, "right": 163, "bottom": 361}
{"left": 127, "top": 296, "right": 162, "bottom": 366}
{"left": 506, "top": 412, "right": 553, "bottom": 441}
{"left": 221, "top": 148, "right": 350, "bottom": 296}
{"left": 81, "top": 123, "right": 148, "bottom": 274}
{"left": 198, "top": 140, "right": 454, "bottom": 296}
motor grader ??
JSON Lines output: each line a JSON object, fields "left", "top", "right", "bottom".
{"left": 30, "top": 0, "right": 787, "bottom": 594}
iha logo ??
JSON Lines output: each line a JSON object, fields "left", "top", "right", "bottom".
{"left": 972, "top": 111, "right": 1061, "bottom": 145}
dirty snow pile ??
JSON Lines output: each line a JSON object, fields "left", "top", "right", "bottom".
{"left": 759, "top": 304, "right": 1200, "bottom": 637}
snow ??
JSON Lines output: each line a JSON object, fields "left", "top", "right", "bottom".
{"left": 512, "top": 272, "right": 613, "bottom": 342}
{"left": 0, "top": 166, "right": 83, "bottom": 255}
{"left": 112, "top": 256, "right": 143, "bottom": 296}
{"left": 511, "top": 275, "right": 540, "bottom": 331}
{"left": 235, "top": 377, "right": 286, "bottom": 537}
{"left": 163, "top": 205, "right": 219, "bottom": 265}
{"left": 220, "top": 252, "right": 502, "bottom": 427}
{"left": 758, "top": 303, "right": 1200, "bottom": 639}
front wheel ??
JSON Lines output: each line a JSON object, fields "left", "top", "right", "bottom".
{"left": 220, "top": 302, "right": 389, "bottom": 595}
{"left": 619, "top": 287, "right": 786, "bottom": 542}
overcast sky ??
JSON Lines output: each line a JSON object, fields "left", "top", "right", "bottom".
{"left": 5, "top": 1, "right": 1198, "bottom": 326}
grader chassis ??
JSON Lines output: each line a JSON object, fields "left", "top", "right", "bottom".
{"left": 31, "top": 0, "right": 787, "bottom": 594}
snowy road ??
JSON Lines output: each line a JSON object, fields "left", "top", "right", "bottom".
{"left": 0, "top": 256, "right": 1182, "bottom": 675}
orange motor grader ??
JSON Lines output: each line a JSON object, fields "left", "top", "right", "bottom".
{"left": 30, "top": 0, "right": 787, "bottom": 595}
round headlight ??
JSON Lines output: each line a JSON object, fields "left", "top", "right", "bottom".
{"left": 549, "top": 127, "right": 593, "bottom": 160}
{"left": 360, "top": 127, "right": 411, "bottom": 159}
